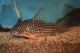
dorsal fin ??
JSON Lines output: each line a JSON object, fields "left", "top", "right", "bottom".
{"left": 32, "top": 8, "right": 47, "bottom": 22}
{"left": 13, "top": 0, "right": 22, "bottom": 23}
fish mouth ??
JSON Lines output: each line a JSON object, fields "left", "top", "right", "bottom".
{"left": 10, "top": 31, "right": 29, "bottom": 39}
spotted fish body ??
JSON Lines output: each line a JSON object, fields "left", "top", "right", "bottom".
{"left": 11, "top": 9, "right": 80, "bottom": 38}
{"left": 10, "top": 19, "right": 57, "bottom": 38}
